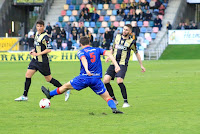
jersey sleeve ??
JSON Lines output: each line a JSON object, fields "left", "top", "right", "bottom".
{"left": 130, "top": 40, "right": 138, "bottom": 54}
{"left": 77, "top": 50, "right": 85, "bottom": 59}
{"left": 43, "top": 35, "right": 52, "bottom": 49}
{"left": 98, "top": 48, "right": 106, "bottom": 56}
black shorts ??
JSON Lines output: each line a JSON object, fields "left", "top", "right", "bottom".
{"left": 28, "top": 59, "right": 51, "bottom": 76}
{"left": 105, "top": 65, "right": 127, "bottom": 80}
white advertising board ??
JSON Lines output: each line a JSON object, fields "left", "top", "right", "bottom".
{"left": 187, "top": 0, "right": 200, "bottom": 3}
{"left": 168, "top": 30, "right": 200, "bottom": 44}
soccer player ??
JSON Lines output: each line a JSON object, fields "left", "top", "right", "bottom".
{"left": 15, "top": 20, "right": 62, "bottom": 101}
{"left": 103, "top": 24, "right": 146, "bottom": 108}
{"left": 41, "top": 36, "right": 123, "bottom": 114}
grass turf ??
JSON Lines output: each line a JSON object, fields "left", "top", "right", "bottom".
{"left": 0, "top": 60, "right": 200, "bottom": 134}
{"left": 160, "top": 45, "right": 200, "bottom": 60}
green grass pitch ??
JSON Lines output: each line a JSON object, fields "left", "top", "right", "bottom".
{"left": 0, "top": 60, "right": 200, "bottom": 134}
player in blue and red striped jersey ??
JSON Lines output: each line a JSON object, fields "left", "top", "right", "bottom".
{"left": 41, "top": 36, "right": 123, "bottom": 114}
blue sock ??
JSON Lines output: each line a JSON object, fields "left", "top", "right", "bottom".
{"left": 107, "top": 99, "right": 116, "bottom": 109}
{"left": 50, "top": 88, "right": 61, "bottom": 97}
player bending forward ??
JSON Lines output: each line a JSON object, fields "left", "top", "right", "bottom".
{"left": 41, "top": 36, "right": 123, "bottom": 114}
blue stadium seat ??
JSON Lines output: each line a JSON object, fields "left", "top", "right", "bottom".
{"left": 151, "top": 33, "right": 156, "bottom": 39}
{"left": 69, "top": 16, "right": 75, "bottom": 22}
{"left": 84, "top": 22, "right": 90, "bottom": 27}
{"left": 139, "top": 46, "right": 144, "bottom": 50}
{"left": 75, "top": 5, "right": 79, "bottom": 10}
{"left": 139, "top": 33, "right": 144, "bottom": 38}
{"left": 116, "top": 16, "right": 122, "bottom": 21}
{"left": 101, "top": 10, "right": 106, "bottom": 16}
{"left": 99, "top": 28, "right": 105, "bottom": 33}
{"left": 94, "top": 28, "right": 98, "bottom": 34}
{"left": 62, "top": 22, "right": 66, "bottom": 27}
{"left": 136, "top": 43, "right": 141, "bottom": 49}
{"left": 66, "top": 0, "right": 71, "bottom": 4}
{"left": 66, "top": 10, "right": 72, "bottom": 16}
{"left": 149, "top": 21, "right": 154, "bottom": 27}
{"left": 108, "top": 21, "right": 112, "bottom": 27}
{"left": 146, "top": 27, "right": 153, "bottom": 33}
{"left": 135, "top": 0, "right": 139, "bottom": 2}
{"left": 117, "top": 0, "right": 123, "bottom": 4}
{"left": 90, "top": 22, "right": 96, "bottom": 27}
{"left": 144, "top": 39, "right": 150, "bottom": 45}
{"left": 112, "top": 10, "right": 117, "bottom": 16}
{"left": 104, "top": 16, "right": 110, "bottom": 21}
{"left": 58, "top": 16, "right": 63, "bottom": 22}
{"left": 140, "top": 27, "right": 147, "bottom": 33}
{"left": 56, "top": 22, "right": 61, "bottom": 27}
{"left": 72, "top": 0, "right": 76, "bottom": 5}
{"left": 137, "top": 21, "right": 143, "bottom": 27}
{"left": 124, "top": 9, "right": 129, "bottom": 15}
{"left": 96, "top": 22, "right": 102, "bottom": 28}
{"left": 98, "top": 4, "right": 103, "bottom": 10}
{"left": 117, "top": 27, "right": 123, "bottom": 33}
{"left": 69, "top": 5, "right": 74, "bottom": 10}
{"left": 125, "top": 21, "right": 131, "bottom": 24}
{"left": 110, "top": 4, "right": 115, "bottom": 10}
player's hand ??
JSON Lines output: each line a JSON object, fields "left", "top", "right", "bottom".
{"left": 30, "top": 52, "right": 38, "bottom": 56}
{"left": 105, "top": 57, "right": 110, "bottom": 62}
{"left": 141, "top": 65, "right": 146, "bottom": 72}
{"left": 86, "top": 70, "right": 93, "bottom": 76}
{"left": 29, "top": 49, "right": 35, "bottom": 55}
{"left": 115, "top": 66, "right": 121, "bottom": 73}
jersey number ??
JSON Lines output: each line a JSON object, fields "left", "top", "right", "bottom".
{"left": 89, "top": 52, "right": 96, "bottom": 63}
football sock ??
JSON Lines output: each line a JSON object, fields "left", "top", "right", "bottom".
{"left": 107, "top": 98, "right": 116, "bottom": 109}
{"left": 105, "top": 83, "right": 116, "bottom": 100}
{"left": 50, "top": 78, "right": 62, "bottom": 87}
{"left": 118, "top": 83, "right": 128, "bottom": 103}
{"left": 50, "top": 87, "right": 61, "bottom": 97}
{"left": 23, "top": 78, "right": 31, "bottom": 97}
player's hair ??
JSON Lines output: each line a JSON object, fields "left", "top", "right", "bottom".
{"left": 36, "top": 20, "right": 44, "bottom": 26}
{"left": 125, "top": 24, "right": 132, "bottom": 31}
{"left": 80, "top": 36, "right": 90, "bottom": 46}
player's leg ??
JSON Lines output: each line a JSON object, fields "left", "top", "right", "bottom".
{"left": 103, "top": 65, "right": 118, "bottom": 104}
{"left": 116, "top": 65, "right": 130, "bottom": 108}
{"left": 41, "top": 76, "right": 87, "bottom": 99}
{"left": 41, "top": 81, "right": 73, "bottom": 99}
{"left": 38, "top": 63, "right": 62, "bottom": 88}
{"left": 15, "top": 69, "right": 36, "bottom": 101}
{"left": 44, "top": 75, "right": 62, "bottom": 87}
{"left": 91, "top": 79, "right": 123, "bottom": 114}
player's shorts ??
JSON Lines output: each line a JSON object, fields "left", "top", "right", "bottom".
{"left": 105, "top": 65, "right": 127, "bottom": 80}
{"left": 28, "top": 59, "right": 51, "bottom": 76}
{"left": 70, "top": 75, "right": 106, "bottom": 95}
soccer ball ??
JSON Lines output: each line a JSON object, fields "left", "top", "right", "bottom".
{"left": 39, "top": 98, "right": 50, "bottom": 109}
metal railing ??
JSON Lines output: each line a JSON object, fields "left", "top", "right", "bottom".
{"left": 145, "top": 32, "right": 168, "bottom": 60}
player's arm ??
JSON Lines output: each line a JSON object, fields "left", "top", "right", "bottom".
{"left": 105, "top": 41, "right": 115, "bottom": 62}
{"left": 104, "top": 51, "right": 120, "bottom": 73}
{"left": 80, "top": 56, "right": 93, "bottom": 76}
{"left": 131, "top": 41, "right": 146, "bottom": 72}
{"left": 135, "top": 52, "right": 145, "bottom": 72}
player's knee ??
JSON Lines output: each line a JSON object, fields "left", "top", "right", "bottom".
{"left": 45, "top": 77, "right": 52, "bottom": 82}
{"left": 103, "top": 78, "right": 109, "bottom": 84}
{"left": 63, "top": 83, "right": 69, "bottom": 89}
{"left": 25, "top": 73, "right": 31, "bottom": 78}
{"left": 117, "top": 78, "right": 123, "bottom": 84}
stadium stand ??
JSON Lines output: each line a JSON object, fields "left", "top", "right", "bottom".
{"left": 44, "top": 0, "right": 169, "bottom": 51}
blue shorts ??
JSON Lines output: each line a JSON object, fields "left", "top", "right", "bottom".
{"left": 70, "top": 76, "right": 106, "bottom": 95}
